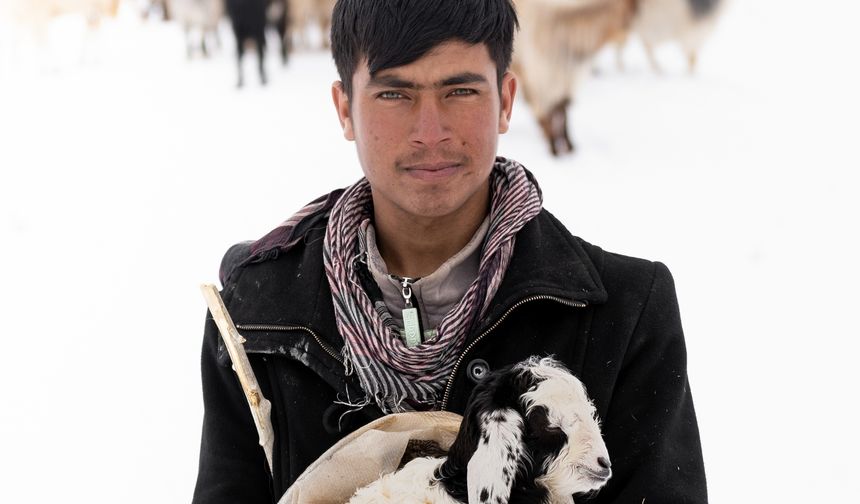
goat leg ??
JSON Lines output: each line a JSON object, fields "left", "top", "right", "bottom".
{"left": 236, "top": 43, "right": 244, "bottom": 88}
{"left": 538, "top": 114, "right": 559, "bottom": 157}
{"left": 687, "top": 50, "right": 698, "bottom": 75}
{"left": 257, "top": 38, "right": 267, "bottom": 85}
{"left": 277, "top": 12, "right": 290, "bottom": 64}
{"left": 185, "top": 25, "right": 193, "bottom": 59}
{"left": 539, "top": 101, "right": 575, "bottom": 156}
{"left": 644, "top": 40, "right": 663, "bottom": 75}
{"left": 556, "top": 101, "right": 575, "bottom": 154}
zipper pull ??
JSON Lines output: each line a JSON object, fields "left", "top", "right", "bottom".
{"left": 395, "top": 276, "right": 422, "bottom": 348}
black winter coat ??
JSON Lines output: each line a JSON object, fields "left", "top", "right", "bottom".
{"left": 192, "top": 209, "right": 707, "bottom": 503}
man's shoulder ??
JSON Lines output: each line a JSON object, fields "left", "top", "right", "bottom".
{"left": 217, "top": 190, "right": 344, "bottom": 287}
{"left": 218, "top": 240, "right": 255, "bottom": 287}
{"left": 218, "top": 220, "right": 329, "bottom": 286}
{"left": 535, "top": 209, "right": 668, "bottom": 291}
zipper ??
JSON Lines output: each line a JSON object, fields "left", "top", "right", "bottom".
{"left": 439, "top": 295, "right": 587, "bottom": 410}
{"left": 236, "top": 323, "right": 344, "bottom": 365}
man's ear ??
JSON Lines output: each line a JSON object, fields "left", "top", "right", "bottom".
{"left": 332, "top": 80, "right": 355, "bottom": 141}
{"left": 498, "top": 71, "right": 517, "bottom": 134}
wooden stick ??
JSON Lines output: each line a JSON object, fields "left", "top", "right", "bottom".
{"left": 200, "top": 283, "right": 274, "bottom": 474}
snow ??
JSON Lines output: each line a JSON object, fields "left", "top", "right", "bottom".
{"left": 1, "top": 0, "right": 859, "bottom": 501}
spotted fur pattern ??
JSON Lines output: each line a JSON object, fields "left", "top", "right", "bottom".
{"left": 466, "top": 408, "right": 524, "bottom": 503}
{"left": 348, "top": 356, "right": 610, "bottom": 504}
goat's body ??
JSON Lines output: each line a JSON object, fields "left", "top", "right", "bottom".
{"left": 514, "top": 0, "right": 635, "bottom": 155}
{"left": 1, "top": 0, "right": 120, "bottom": 64}
{"left": 349, "top": 454, "right": 584, "bottom": 504}
{"left": 348, "top": 357, "right": 610, "bottom": 504}
{"left": 168, "top": 0, "right": 223, "bottom": 58}
{"left": 4, "top": 0, "right": 120, "bottom": 31}
{"left": 224, "top": 0, "right": 268, "bottom": 86}
{"left": 632, "top": 0, "right": 725, "bottom": 73}
{"left": 348, "top": 457, "right": 456, "bottom": 504}
{"left": 290, "top": 0, "right": 336, "bottom": 49}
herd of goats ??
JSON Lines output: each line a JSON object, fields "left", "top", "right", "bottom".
{"left": 3, "top": 0, "right": 725, "bottom": 155}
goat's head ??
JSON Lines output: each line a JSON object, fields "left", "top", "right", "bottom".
{"left": 438, "top": 356, "right": 610, "bottom": 503}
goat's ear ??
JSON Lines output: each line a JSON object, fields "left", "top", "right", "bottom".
{"left": 465, "top": 408, "right": 525, "bottom": 504}
{"left": 522, "top": 405, "right": 567, "bottom": 476}
{"left": 440, "top": 365, "right": 535, "bottom": 502}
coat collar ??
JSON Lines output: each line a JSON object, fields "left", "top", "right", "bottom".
{"left": 474, "top": 209, "right": 607, "bottom": 328}
{"left": 246, "top": 209, "right": 607, "bottom": 337}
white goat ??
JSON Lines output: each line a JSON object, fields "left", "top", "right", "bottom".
{"left": 348, "top": 357, "right": 611, "bottom": 504}
{"left": 167, "top": 0, "right": 224, "bottom": 58}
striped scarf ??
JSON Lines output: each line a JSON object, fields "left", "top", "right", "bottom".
{"left": 323, "top": 158, "right": 542, "bottom": 413}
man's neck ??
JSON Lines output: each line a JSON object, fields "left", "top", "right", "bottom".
{"left": 373, "top": 189, "right": 490, "bottom": 279}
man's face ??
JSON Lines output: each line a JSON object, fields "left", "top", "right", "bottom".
{"left": 332, "top": 41, "right": 516, "bottom": 223}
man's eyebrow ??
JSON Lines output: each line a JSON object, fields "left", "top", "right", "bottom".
{"left": 367, "top": 72, "right": 489, "bottom": 90}
{"left": 438, "top": 72, "right": 488, "bottom": 87}
{"left": 367, "top": 74, "right": 419, "bottom": 89}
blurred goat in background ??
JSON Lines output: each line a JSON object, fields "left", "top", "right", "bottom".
{"left": 290, "top": 0, "right": 335, "bottom": 50}
{"left": 224, "top": 0, "right": 267, "bottom": 87}
{"left": 514, "top": 0, "right": 635, "bottom": 156}
{"left": 141, "top": 0, "right": 172, "bottom": 21}
{"left": 267, "top": 0, "right": 291, "bottom": 63}
{"left": 626, "top": 0, "right": 725, "bottom": 74}
{"left": 0, "top": 0, "right": 122, "bottom": 65}
{"left": 3, "top": 0, "right": 121, "bottom": 33}
{"left": 514, "top": 0, "right": 724, "bottom": 156}
{"left": 224, "top": 0, "right": 290, "bottom": 87}
{"left": 167, "top": 0, "right": 223, "bottom": 58}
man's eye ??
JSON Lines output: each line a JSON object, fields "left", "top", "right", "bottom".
{"left": 378, "top": 91, "right": 405, "bottom": 100}
{"left": 450, "top": 88, "right": 477, "bottom": 96}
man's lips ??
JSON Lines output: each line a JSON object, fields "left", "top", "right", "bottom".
{"left": 405, "top": 161, "right": 461, "bottom": 171}
{"left": 403, "top": 162, "right": 462, "bottom": 181}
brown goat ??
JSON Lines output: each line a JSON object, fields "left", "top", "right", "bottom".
{"left": 513, "top": 0, "right": 636, "bottom": 155}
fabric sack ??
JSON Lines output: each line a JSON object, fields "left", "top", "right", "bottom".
{"left": 278, "top": 411, "right": 463, "bottom": 504}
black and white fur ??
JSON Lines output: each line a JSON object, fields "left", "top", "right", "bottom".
{"left": 348, "top": 357, "right": 611, "bottom": 504}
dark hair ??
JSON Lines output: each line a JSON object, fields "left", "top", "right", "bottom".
{"left": 331, "top": 0, "right": 518, "bottom": 98}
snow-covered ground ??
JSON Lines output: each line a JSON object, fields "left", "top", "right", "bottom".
{"left": 1, "top": 0, "right": 858, "bottom": 501}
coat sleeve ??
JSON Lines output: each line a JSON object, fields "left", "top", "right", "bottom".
{"left": 192, "top": 247, "right": 274, "bottom": 503}
{"left": 192, "top": 312, "right": 274, "bottom": 503}
{"left": 596, "top": 262, "right": 708, "bottom": 503}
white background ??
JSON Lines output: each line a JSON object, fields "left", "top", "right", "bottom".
{"left": 1, "top": 0, "right": 858, "bottom": 501}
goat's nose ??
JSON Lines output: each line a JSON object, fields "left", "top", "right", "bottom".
{"left": 597, "top": 456, "right": 611, "bottom": 470}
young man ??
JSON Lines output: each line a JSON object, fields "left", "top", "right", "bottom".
{"left": 192, "top": 1, "right": 707, "bottom": 502}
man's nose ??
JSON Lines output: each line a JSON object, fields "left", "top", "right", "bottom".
{"left": 410, "top": 98, "right": 451, "bottom": 149}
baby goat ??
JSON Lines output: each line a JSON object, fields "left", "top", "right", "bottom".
{"left": 349, "top": 357, "right": 611, "bottom": 504}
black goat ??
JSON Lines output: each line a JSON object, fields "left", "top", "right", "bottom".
{"left": 225, "top": 0, "right": 291, "bottom": 87}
